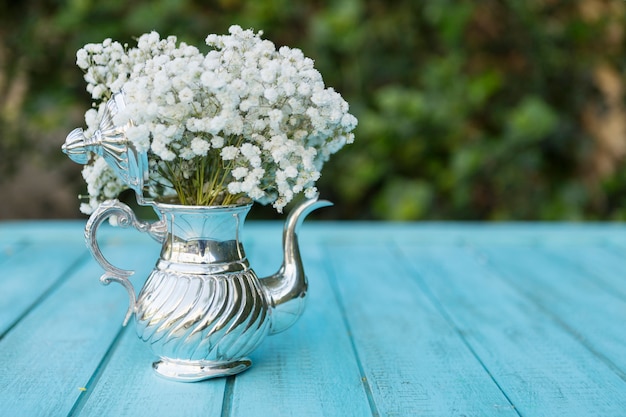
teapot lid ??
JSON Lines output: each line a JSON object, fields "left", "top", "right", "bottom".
{"left": 63, "top": 92, "right": 151, "bottom": 205}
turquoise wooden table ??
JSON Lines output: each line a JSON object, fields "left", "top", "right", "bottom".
{"left": 1, "top": 221, "right": 626, "bottom": 416}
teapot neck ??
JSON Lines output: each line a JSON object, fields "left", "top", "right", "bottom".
{"left": 155, "top": 202, "right": 252, "bottom": 273}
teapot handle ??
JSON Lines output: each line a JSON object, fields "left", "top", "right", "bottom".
{"left": 85, "top": 199, "right": 166, "bottom": 326}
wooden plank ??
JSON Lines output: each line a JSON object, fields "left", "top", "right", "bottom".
{"left": 71, "top": 325, "right": 227, "bottom": 417}
{"left": 227, "top": 227, "right": 373, "bottom": 417}
{"left": 5, "top": 221, "right": 626, "bottom": 246}
{"left": 398, "top": 242, "right": 626, "bottom": 416}
{"left": 548, "top": 243, "right": 626, "bottom": 301}
{"left": 0, "top": 241, "right": 87, "bottom": 336}
{"left": 326, "top": 241, "right": 518, "bottom": 416}
{"left": 0, "top": 220, "right": 161, "bottom": 245}
{"left": 247, "top": 222, "right": 626, "bottom": 247}
{"left": 0, "top": 241, "right": 24, "bottom": 264}
{"left": 4, "top": 222, "right": 626, "bottom": 416}
{"left": 477, "top": 243, "right": 626, "bottom": 378}
{"left": 0, "top": 239, "right": 158, "bottom": 416}
{"left": 0, "top": 221, "right": 86, "bottom": 243}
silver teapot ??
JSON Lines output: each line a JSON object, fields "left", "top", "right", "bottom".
{"left": 63, "top": 93, "right": 330, "bottom": 381}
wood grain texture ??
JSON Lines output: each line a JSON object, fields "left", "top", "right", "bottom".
{"left": 327, "top": 241, "right": 518, "bottom": 416}
{"left": 0, "top": 242, "right": 86, "bottom": 336}
{"left": 71, "top": 325, "right": 227, "bottom": 417}
{"left": 2, "top": 221, "right": 626, "bottom": 416}
{"left": 228, "top": 233, "right": 372, "bottom": 417}
{"left": 0, "top": 224, "right": 159, "bottom": 416}
{"left": 480, "top": 243, "right": 626, "bottom": 377}
{"left": 398, "top": 242, "right": 626, "bottom": 416}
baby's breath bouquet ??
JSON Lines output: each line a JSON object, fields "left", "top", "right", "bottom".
{"left": 75, "top": 25, "right": 357, "bottom": 213}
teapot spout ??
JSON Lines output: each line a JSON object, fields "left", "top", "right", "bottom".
{"left": 260, "top": 195, "right": 332, "bottom": 334}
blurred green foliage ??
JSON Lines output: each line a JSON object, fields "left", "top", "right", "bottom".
{"left": 2, "top": 0, "right": 626, "bottom": 220}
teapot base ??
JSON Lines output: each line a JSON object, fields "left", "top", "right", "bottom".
{"left": 152, "top": 357, "right": 252, "bottom": 382}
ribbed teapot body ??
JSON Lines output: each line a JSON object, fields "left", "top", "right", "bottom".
{"left": 133, "top": 203, "right": 271, "bottom": 380}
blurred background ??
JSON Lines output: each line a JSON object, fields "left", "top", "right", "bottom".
{"left": 1, "top": 0, "right": 625, "bottom": 221}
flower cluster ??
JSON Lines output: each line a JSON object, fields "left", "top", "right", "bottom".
{"left": 75, "top": 25, "right": 357, "bottom": 213}
{"left": 79, "top": 157, "right": 126, "bottom": 215}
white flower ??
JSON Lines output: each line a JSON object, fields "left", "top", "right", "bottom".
{"left": 79, "top": 157, "right": 125, "bottom": 214}
{"left": 76, "top": 49, "right": 89, "bottom": 68}
{"left": 232, "top": 167, "right": 248, "bottom": 179}
{"left": 263, "top": 87, "right": 278, "bottom": 103}
{"left": 211, "top": 135, "right": 225, "bottom": 148}
{"left": 281, "top": 81, "right": 296, "bottom": 96}
{"left": 151, "top": 139, "right": 176, "bottom": 161}
{"left": 73, "top": 25, "right": 357, "bottom": 210}
{"left": 91, "top": 85, "right": 106, "bottom": 99}
{"left": 221, "top": 146, "right": 239, "bottom": 160}
{"left": 341, "top": 113, "right": 358, "bottom": 130}
{"left": 228, "top": 181, "right": 242, "bottom": 194}
{"left": 284, "top": 165, "right": 298, "bottom": 178}
{"left": 268, "top": 109, "right": 283, "bottom": 130}
{"left": 241, "top": 143, "right": 262, "bottom": 167}
{"left": 126, "top": 124, "right": 151, "bottom": 152}
{"left": 297, "top": 82, "right": 311, "bottom": 96}
{"left": 179, "top": 147, "right": 195, "bottom": 160}
{"left": 178, "top": 87, "right": 194, "bottom": 103}
{"left": 190, "top": 137, "right": 210, "bottom": 156}
{"left": 84, "top": 108, "right": 99, "bottom": 131}
{"left": 304, "top": 186, "right": 318, "bottom": 199}
{"left": 223, "top": 112, "right": 244, "bottom": 135}
{"left": 208, "top": 115, "right": 227, "bottom": 134}
{"left": 260, "top": 66, "right": 277, "bottom": 83}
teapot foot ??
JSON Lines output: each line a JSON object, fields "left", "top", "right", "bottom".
{"left": 152, "top": 358, "right": 252, "bottom": 382}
